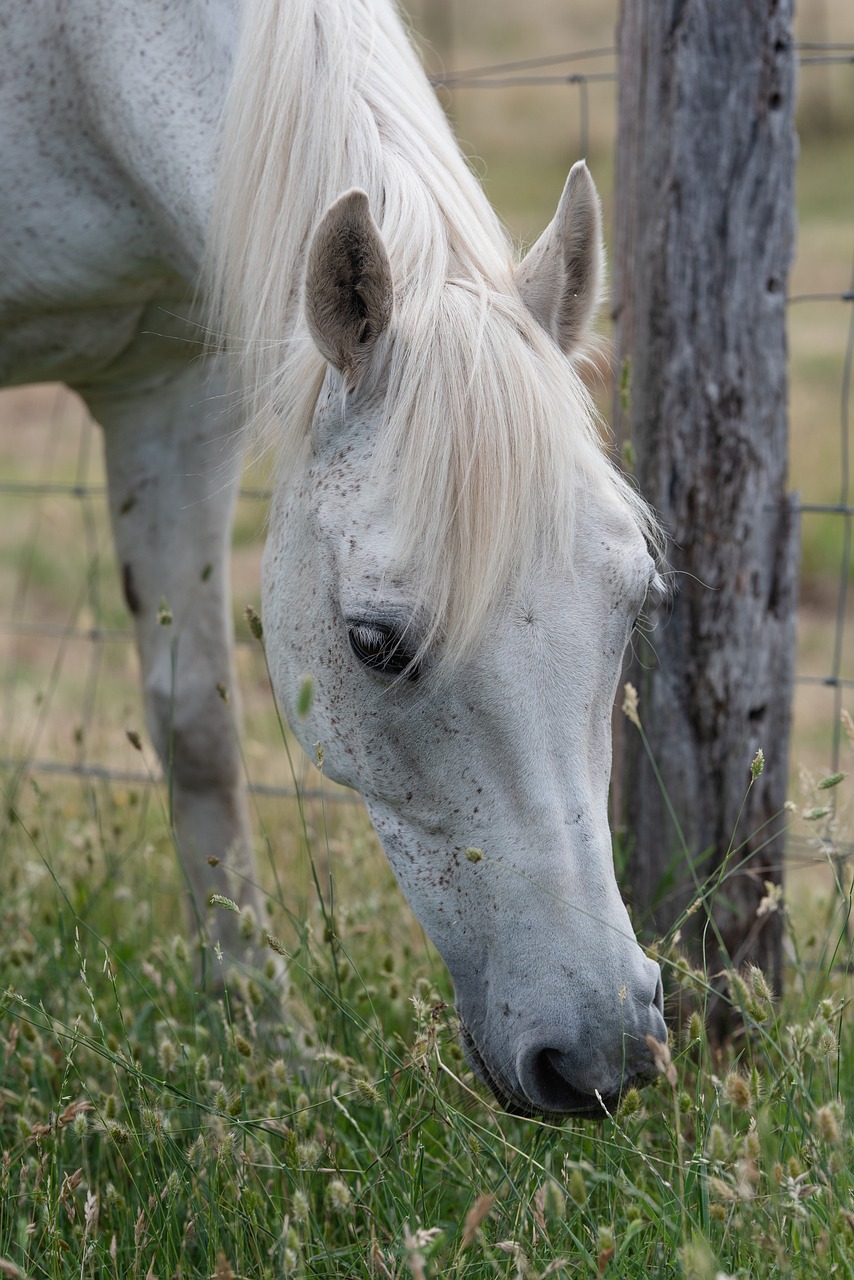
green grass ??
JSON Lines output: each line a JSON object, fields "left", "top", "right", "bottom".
{"left": 1, "top": 687, "right": 852, "bottom": 1280}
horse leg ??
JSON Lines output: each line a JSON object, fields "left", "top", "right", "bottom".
{"left": 80, "top": 364, "right": 279, "bottom": 989}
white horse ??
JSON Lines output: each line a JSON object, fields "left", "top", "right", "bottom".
{"left": 1, "top": 0, "right": 668, "bottom": 1116}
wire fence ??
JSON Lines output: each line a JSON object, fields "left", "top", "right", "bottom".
{"left": 1, "top": 39, "right": 852, "bottom": 849}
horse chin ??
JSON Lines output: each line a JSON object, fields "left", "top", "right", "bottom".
{"left": 458, "top": 1021, "right": 625, "bottom": 1121}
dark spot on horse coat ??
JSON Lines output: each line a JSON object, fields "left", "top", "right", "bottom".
{"left": 122, "top": 562, "right": 141, "bottom": 615}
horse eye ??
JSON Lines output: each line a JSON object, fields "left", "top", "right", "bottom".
{"left": 348, "top": 623, "right": 419, "bottom": 679}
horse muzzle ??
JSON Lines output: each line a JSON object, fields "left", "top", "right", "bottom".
{"left": 458, "top": 963, "right": 667, "bottom": 1118}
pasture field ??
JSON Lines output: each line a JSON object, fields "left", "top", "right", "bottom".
{"left": 1, "top": 1, "right": 854, "bottom": 1276}
{"left": 1, "top": 695, "right": 853, "bottom": 1278}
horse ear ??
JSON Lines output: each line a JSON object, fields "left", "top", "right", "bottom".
{"left": 304, "top": 189, "right": 393, "bottom": 383}
{"left": 515, "top": 161, "right": 604, "bottom": 357}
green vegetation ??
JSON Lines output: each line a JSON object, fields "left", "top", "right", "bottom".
{"left": 1, "top": 683, "right": 851, "bottom": 1280}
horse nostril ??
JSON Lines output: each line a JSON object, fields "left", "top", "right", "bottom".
{"left": 516, "top": 1046, "right": 607, "bottom": 1116}
{"left": 528, "top": 1048, "right": 577, "bottom": 1113}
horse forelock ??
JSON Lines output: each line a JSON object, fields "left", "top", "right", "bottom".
{"left": 375, "top": 285, "right": 600, "bottom": 665}
{"left": 206, "top": 0, "right": 663, "bottom": 667}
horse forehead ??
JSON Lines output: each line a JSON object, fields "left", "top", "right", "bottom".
{"left": 311, "top": 457, "right": 650, "bottom": 588}
{"left": 312, "top": 450, "right": 391, "bottom": 546}
{"left": 308, "top": 398, "right": 652, "bottom": 600}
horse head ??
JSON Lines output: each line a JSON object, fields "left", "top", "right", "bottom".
{"left": 262, "top": 164, "right": 668, "bottom": 1117}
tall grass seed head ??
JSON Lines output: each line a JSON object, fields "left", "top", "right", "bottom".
{"left": 815, "top": 1025, "right": 839, "bottom": 1060}
{"left": 568, "top": 1168, "right": 587, "bottom": 1206}
{"left": 756, "top": 880, "right": 783, "bottom": 918}
{"left": 597, "top": 1225, "right": 615, "bottom": 1259}
{"left": 325, "top": 1178, "right": 352, "bottom": 1213}
{"left": 107, "top": 1120, "right": 131, "bottom": 1147}
{"left": 749, "top": 1066, "right": 763, "bottom": 1104}
{"left": 819, "top": 996, "right": 840, "bottom": 1021}
{"left": 291, "top": 1189, "right": 311, "bottom": 1223}
{"left": 815, "top": 1102, "right": 844, "bottom": 1145}
{"left": 296, "top": 1139, "right": 322, "bottom": 1169}
{"left": 597, "top": 1225, "right": 615, "bottom": 1251}
{"left": 622, "top": 681, "right": 641, "bottom": 728}
{"left": 681, "top": 1236, "right": 719, "bottom": 1280}
{"left": 707, "top": 1124, "right": 728, "bottom": 1163}
{"left": 646, "top": 1033, "right": 677, "bottom": 1087}
{"left": 728, "top": 970, "right": 750, "bottom": 1009}
{"left": 157, "top": 1038, "right": 177, "bottom": 1074}
{"left": 841, "top": 707, "right": 854, "bottom": 747}
{"left": 244, "top": 604, "right": 263, "bottom": 640}
{"left": 139, "top": 1105, "right": 164, "bottom": 1140}
{"left": 353, "top": 1077, "right": 382, "bottom": 1106}
{"left": 544, "top": 1180, "right": 566, "bottom": 1220}
{"left": 723, "top": 1071, "right": 752, "bottom": 1110}
{"left": 83, "top": 1189, "right": 99, "bottom": 1238}
{"left": 729, "top": 967, "right": 771, "bottom": 1022}
{"left": 217, "top": 1131, "right": 236, "bottom": 1164}
{"left": 618, "top": 1087, "right": 642, "bottom": 1120}
{"left": 743, "top": 1121, "right": 761, "bottom": 1163}
{"left": 748, "top": 965, "right": 772, "bottom": 1002}
{"left": 295, "top": 1092, "right": 312, "bottom": 1132}
{"left": 461, "top": 1195, "right": 496, "bottom": 1248}
{"left": 282, "top": 1245, "right": 299, "bottom": 1277}
{"left": 187, "top": 1135, "right": 206, "bottom": 1167}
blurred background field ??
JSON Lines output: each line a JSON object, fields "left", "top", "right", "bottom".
{"left": 1, "top": 0, "right": 853, "bottom": 946}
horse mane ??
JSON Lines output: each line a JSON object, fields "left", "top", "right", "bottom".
{"left": 206, "top": 0, "right": 662, "bottom": 664}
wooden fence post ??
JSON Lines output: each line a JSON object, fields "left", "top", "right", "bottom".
{"left": 611, "top": 0, "right": 800, "bottom": 1005}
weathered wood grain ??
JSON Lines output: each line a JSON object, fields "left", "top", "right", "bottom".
{"left": 612, "top": 0, "right": 799, "bottom": 1005}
